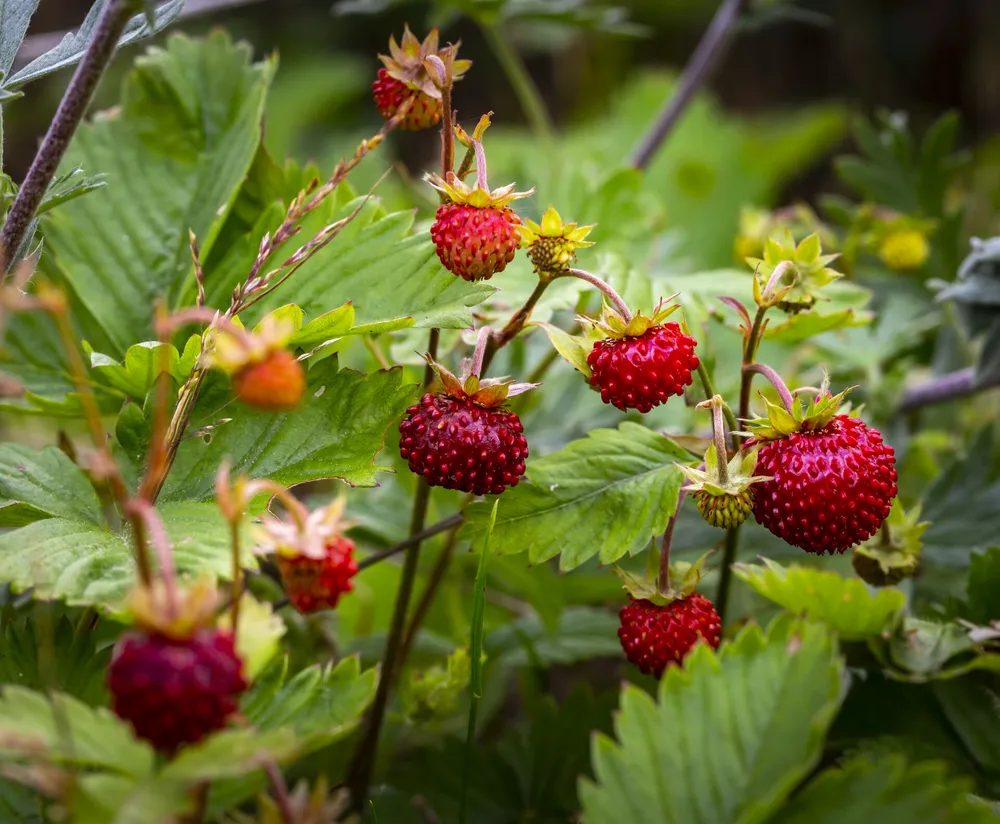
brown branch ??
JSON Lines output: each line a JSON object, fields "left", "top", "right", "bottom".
{"left": 629, "top": 0, "right": 748, "bottom": 170}
{"left": 898, "top": 367, "right": 1000, "bottom": 413}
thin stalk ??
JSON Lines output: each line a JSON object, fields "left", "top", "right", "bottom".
{"left": 479, "top": 24, "right": 555, "bottom": 145}
{"left": 423, "top": 328, "right": 441, "bottom": 386}
{"left": 0, "top": 0, "right": 136, "bottom": 276}
{"left": 441, "top": 84, "right": 454, "bottom": 177}
{"left": 629, "top": 0, "right": 747, "bottom": 170}
{"left": 481, "top": 279, "right": 551, "bottom": 375}
{"left": 264, "top": 761, "right": 295, "bottom": 824}
{"left": 738, "top": 306, "right": 769, "bottom": 423}
{"left": 397, "top": 518, "right": 463, "bottom": 668}
{"left": 347, "top": 479, "right": 432, "bottom": 808}
{"left": 742, "top": 362, "right": 795, "bottom": 413}
{"left": 657, "top": 508, "right": 682, "bottom": 594}
{"left": 229, "top": 519, "right": 242, "bottom": 642}
{"left": 708, "top": 399, "right": 729, "bottom": 484}
{"left": 716, "top": 525, "right": 741, "bottom": 625}
{"left": 561, "top": 268, "right": 631, "bottom": 320}
{"left": 471, "top": 326, "right": 491, "bottom": 378}
{"left": 128, "top": 499, "right": 179, "bottom": 617}
{"left": 355, "top": 513, "right": 465, "bottom": 572}
{"left": 694, "top": 359, "right": 739, "bottom": 434}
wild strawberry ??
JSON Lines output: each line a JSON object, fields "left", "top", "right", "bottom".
{"left": 584, "top": 300, "right": 698, "bottom": 413}
{"left": 256, "top": 497, "right": 359, "bottom": 613}
{"left": 618, "top": 594, "right": 722, "bottom": 678}
{"left": 747, "top": 390, "right": 898, "bottom": 554}
{"left": 208, "top": 314, "right": 305, "bottom": 412}
{"left": 109, "top": 629, "right": 247, "bottom": 752}
{"left": 373, "top": 27, "right": 470, "bottom": 131}
{"left": 425, "top": 144, "right": 533, "bottom": 281}
{"left": 851, "top": 501, "right": 926, "bottom": 587}
{"left": 399, "top": 358, "right": 534, "bottom": 495}
{"left": 231, "top": 349, "right": 305, "bottom": 412}
{"left": 107, "top": 579, "right": 247, "bottom": 753}
{"left": 518, "top": 205, "right": 594, "bottom": 275}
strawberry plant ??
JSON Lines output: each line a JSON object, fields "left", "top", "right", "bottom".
{"left": 0, "top": 0, "right": 998, "bottom": 822}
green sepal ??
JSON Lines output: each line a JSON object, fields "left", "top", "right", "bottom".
{"left": 852, "top": 500, "right": 927, "bottom": 587}
{"left": 584, "top": 295, "right": 681, "bottom": 340}
{"left": 615, "top": 552, "right": 712, "bottom": 605}
{"left": 425, "top": 355, "right": 537, "bottom": 408}
{"left": 676, "top": 443, "right": 771, "bottom": 496}
{"left": 745, "top": 387, "right": 855, "bottom": 441}
{"left": 748, "top": 229, "right": 843, "bottom": 312}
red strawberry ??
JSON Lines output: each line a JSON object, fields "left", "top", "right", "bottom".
{"left": 400, "top": 392, "right": 528, "bottom": 495}
{"left": 746, "top": 389, "right": 897, "bottom": 554}
{"left": 430, "top": 201, "right": 523, "bottom": 281}
{"left": 618, "top": 594, "right": 721, "bottom": 678}
{"left": 276, "top": 536, "right": 358, "bottom": 614}
{"left": 232, "top": 349, "right": 305, "bottom": 412}
{"left": 399, "top": 358, "right": 535, "bottom": 495}
{"left": 108, "top": 628, "right": 247, "bottom": 752}
{"left": 372, "top": 69, "right": 441, "bottom": 131}
{"left": 588, "top": 322, "right": 698, "bottom": 412}
{"left": 374, "top": 26, "right": 469, "bottom": 132}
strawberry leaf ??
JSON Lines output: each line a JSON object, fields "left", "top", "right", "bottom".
{"left": 771, "top": 755, "right": 996, "bottom": 824}
{"left": 579, "top": 616, "right": 844, "bottom": 823}
{"left": 734, "top": 560, "right": 905, "bottom": 641}
{"left": 461, "top": 423, "right": 688, "bottom": 570}
{"left": 0, "top": 444, "right": 103, "bottom": 527}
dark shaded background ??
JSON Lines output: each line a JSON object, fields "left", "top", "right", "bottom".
{"left": 9, "top": 0, "right": 1000, "bottom": 209}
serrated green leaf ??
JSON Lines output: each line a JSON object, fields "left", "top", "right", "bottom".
{"left": 734, "top": 560, "right": 905, "bottom": 641}
{"left": 932, "top": 674, "right": 1000, "bottom": 774}
{"left": 0, "top": 444, "right": 102, "bottom": 527}
{"left": 217, "top": 193, "right": 493, "bottom": 333}
{"left": 0, "top": 686, "right": 153, "bottom": 776}
{"left": 160, "top": 361, "right": 417, "bottom": 503}
{"left": 72, "top": 774, "right": 191, "bottom": 824}
{"left": 462, "top": 423, "right": 688, "bottom": 570}
{"left": 158, "top": 727, "right": 302, "bottom": 782}
{"left": 579, "top": 617, "right": 844, "bottom": 824}
{"left": 0, "top": 776, "right": 45, "bottom": 824}
{"left": 89, "top": 338, "right": 198, "bottom": 400}
{"left": 5, "top": 0, "right": 185, "bottom": 90}
{"left": 772, "top": 755, "right": 995, "bottom": 824}
{"left": 0, "top": 502, "right": 255, "bottom": 608}
{"left": 0, "top": 0, "right": 39, "bottom": 78}
{"left": 245, "top": 655, "right": 377, "bottom": 739}
{"left": 37, "top": 32, "right": 273, "bottom": 355}
{"left": 534, "top": 321, "right": 593, "bottom": 377}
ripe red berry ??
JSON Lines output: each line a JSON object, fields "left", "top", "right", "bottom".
{"left": 108, "top": 629, "right": 247, "bottom": 752}
{"left": 399, "top": 392, "right": 528, "bottom": 495}
{"left": 276, "top": 537, "right": 358, "bottom": 614}
{"left": 372, "top": 69, "right": 442, "bottom": 131}
{"left": 618, "top": 594, "right": 721, "bottom": 678}
{"left": 750, "top": 415, "right": 897, "bottom": 554}
{"left": 587, "top": 322, "right": 699, "bottom": 412}
{"left": 430, "top": 202, "right": 522, "bottom": 282}
{"left": 231, "top": 349, "right": 305, "bottom": 412}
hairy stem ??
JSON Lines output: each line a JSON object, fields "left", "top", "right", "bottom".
{"left": 355, "top": 513, "right": 465, "bottom": 572}
{"left": 481, "top": 279, "right": 551, "bottom": 375}
{"left": 348, "top": 479, "right": 432, "bottom": 808}
{"left": 695, "top": 359, "right": 739, "bottom": 435}
{"left": 658, "top": 505, "right": 683, "bottom": 594}
{"left": 743, "top": 362, "right": 795, "bottom": 413}
{"left": 229, "top": 519, "right": 242, "bottom": 642}
{"left": 0, "top": 0, "right": 136, "bottom": 275}
{"left": 738, "top": 306, "right": 769, "bottom": 423}
{"left": 441, "top": 84, "right": 454, "bottom": 177}
{"left": 562, "top": 268, "right": 631, "bottom": 320}
{"left": 629, "top": 0, "right": 747, "bottom": 170}
{"left": 716, "top": 524, "right": 741, "bottom": 625}
{"left": 898, "top": 366, "right": 1000, "bottom": 412}
{"left": 708, "top": 399, "right": 729, "bottom": 484}
{"left": 471, "top": 326, "right": 491, "bottom": 378}
{"left": 480, "top": 23, "right": 555, "bottom": 145}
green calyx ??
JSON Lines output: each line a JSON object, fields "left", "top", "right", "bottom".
{"left": 749, "top": 230, "right": 841, "bottom": 313}
{"left": 586, "top": 296, "right": 680, "bottom": 339}
{"left": 425, "top": 171, "right": 533, "bottom": 210}
{"left": 614, "top": 552, "right": 711, "bottom": 606}
{"left": 852, "top": 501, "right": 927, "bottom": 587}
{"left": 427, "top": 356, "right": 536, "bottom": 409}
{"left": 746, "top": 386, "right": 855, "bottom": 442}
{"left": 678, "top": 444, "right": 770, "bottom": 529}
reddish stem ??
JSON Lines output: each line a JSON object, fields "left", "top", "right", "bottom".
{"left": 470, "top": 326, "right": 491, "bottom": 378}
{"left": 742, "top": 362, "right": 795, "bottom": 414}
{"left": 562, "top": 268, "right": 632, "bottom": 321}
{"left": 128, "top": 499, "right": 179, "bottom": 619}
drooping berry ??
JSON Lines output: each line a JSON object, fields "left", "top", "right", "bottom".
{"left": 430, "top": 202, "right": 522, "bottom": 281}
{"left": 851, "top": 501, "right": 926, "bottom": 587}
{"left": 587, "top": 322, "right": 699, "bottom": 413}
{"left": 399, "top": 392, "right": 528, "bottom": 495}
{"left": 372, "top": 68, "right": 442, "bottom": 131}
{"left": 108, "top": 628, "right": 247, "bottom": 752}
{"left": 275, "top": 536, "right": 358, "bottom": 614}
{"left": 750, "top": 414, "right": 897, "bottom": 554}
{"left": 232, "top": 349, "right": 305, "bottom": 412}
{"left": 618, "top": 594, "right": 721, "bottom": 678}
{"left": 372, "top": 26, "right": 468, "bottom": 131}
